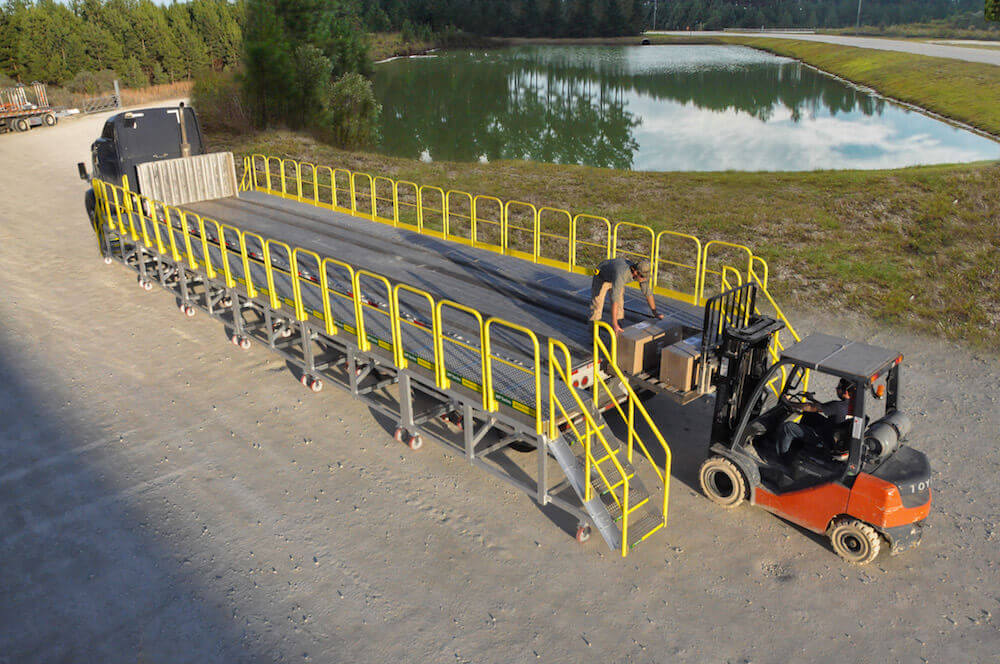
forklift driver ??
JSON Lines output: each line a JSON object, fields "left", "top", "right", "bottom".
{"left": 776, "top": 378, "right": 856, "bottom": 462}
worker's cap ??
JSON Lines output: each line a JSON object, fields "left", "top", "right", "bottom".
{"left": 633, "top": 259, "right": 651, "bottom": 278}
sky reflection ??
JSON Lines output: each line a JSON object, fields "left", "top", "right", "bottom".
{"left": 372, "top": 45, "right": 1000, "bottom": 172}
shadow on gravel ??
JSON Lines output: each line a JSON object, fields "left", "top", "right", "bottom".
{"left": 0, "top": 339, "right": 261, "bottom": 663}
{"left": 366, "top": 406, "right": 580, "bottom": 539}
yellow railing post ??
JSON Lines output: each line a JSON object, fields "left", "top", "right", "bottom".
{"left": 484, "top": 318, "right": 541, "bottom": 434}
{"left": 434, "top": 300, "right": 488, "bottom": 410}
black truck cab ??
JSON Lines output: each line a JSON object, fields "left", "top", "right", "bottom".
{"left": 85, "top": 105, "right": 203, "bottom": 189}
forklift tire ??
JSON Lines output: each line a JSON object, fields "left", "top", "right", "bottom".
{"left": 699, "top": 456, "right": 747, "bottom": 509}
{"left": 828, "top": 517, "right": 881, "bottom": 565}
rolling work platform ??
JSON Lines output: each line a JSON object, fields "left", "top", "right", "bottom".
{"left": 90, "top": 151, "right": 800, "bottom": 557}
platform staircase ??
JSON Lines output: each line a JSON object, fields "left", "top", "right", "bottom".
{"left": 546, "top": 325, "right": 670, "bottom": 557}
{"left": 550, "top": 407, "right": 665, "bottom": 552}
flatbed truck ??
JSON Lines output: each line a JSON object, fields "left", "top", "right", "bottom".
{"left": 80, "top": 105, "right": 931, "bottom": 563}
{"left": 0, "top": 82, "right": 56, "bottom": 133}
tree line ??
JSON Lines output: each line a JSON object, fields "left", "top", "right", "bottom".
{"left": 645, "top": 0, "right": 988, "bottom": 31}
{"left": 0, "top": 0, "right": 243, "bottom": 89}
{"left": 357, "top": 0, "right": 988, "bottom": 35}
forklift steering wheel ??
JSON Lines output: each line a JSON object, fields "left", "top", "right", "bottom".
{"left": 781, "top": 391, "right": 812, "bottom": 411}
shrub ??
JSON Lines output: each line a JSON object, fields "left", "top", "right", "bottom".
{"left": 120, "top": 57, "right": 149, "bottom": 88}
{"left": 321, "top": 72, "right": 381, "bottom": 149}
{"left": 192, "top": 69, "right": 251, "bottom": 133}
{"left": 66, "top": 69, "right": 118, "bottom": 94}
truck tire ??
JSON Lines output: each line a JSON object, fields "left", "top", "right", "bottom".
{"left": 828, "top": 517, "right": 881, "bottom": 564}
{"left": 85, "top": 189, "right": 97, "bottom": 233}
{"left": 13, "top": 117, "right": 29, "bottom": 132}
{"left": 43, "top": 112, "right": 57, "bottom": 126}
{"left": 699, "top": 456, "right": 747, "bottom": 508}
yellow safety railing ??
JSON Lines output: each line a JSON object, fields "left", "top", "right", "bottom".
{"left": 547, "top": 324, "right": 671, "bottom": 557}
{"left": 96, "top": 175, "right": 681, "bottom": 556}
{"left": 593, "top": 321, "right": 671, "bottom": 549}
{"left": 242, "top": 154, "right": 805, "bottom": 387}
{"left": 242, "top": 155, "right": 709, "bottom": 306}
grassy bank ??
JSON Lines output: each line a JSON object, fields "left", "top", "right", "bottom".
{"left": 717, "top": 37, "right": 1000, "bottom": 137}
{"left": 211, "top": 130, "right": 1000, "bottom": 350}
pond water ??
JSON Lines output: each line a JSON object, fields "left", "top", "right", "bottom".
{"left": 372, "top": 45, "right": 999, "bottom": 172}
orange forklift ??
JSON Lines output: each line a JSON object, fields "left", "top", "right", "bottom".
{"left": 694, "top": 285, "right": 931, "bottom": 564}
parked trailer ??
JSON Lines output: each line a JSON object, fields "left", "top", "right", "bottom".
{"left": 0, "top": 82, "right": 56, "bottom": 133}
{"left": 81, "top": 106, "right": 931, "bottom": 563}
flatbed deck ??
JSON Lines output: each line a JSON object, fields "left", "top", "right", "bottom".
{"left": 184, "top": 191, "right": 705, "bottom": 363}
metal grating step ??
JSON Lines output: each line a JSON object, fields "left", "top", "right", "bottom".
{"left": 627, "top": 512, "right": 665, "bottom": 547}
{"left": 599, "top": 475, "right": 651, "bottom": 522}
{"left": 587, "top": 450, "right": 634, "bottom": 490}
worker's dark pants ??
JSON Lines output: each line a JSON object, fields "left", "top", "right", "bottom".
{"left": 777, "top": 421, "right": 824, "bottom": 456}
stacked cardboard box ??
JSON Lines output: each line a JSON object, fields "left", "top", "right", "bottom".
{"left": 617, "top": 319, "right": 686, "bottom": 375}
{"left": 660, "top": 335, "right": 703, "bottom": 392}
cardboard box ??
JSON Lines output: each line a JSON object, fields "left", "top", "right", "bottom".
{"left": 660, "top": 336, "right": 703, "bottom": 391}
{"left": 617, "top": 318, "right": 686, "bottom": 375}
{"left": 617, "top": 321, "right": 658, "bottom": 375}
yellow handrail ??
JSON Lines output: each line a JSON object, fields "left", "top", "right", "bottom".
{"left": 593, "top": 322, "right": 671, "bottom": 530}
{"left": 484, "top": 318, "right": 542, "bottom": 434}
{"left": 434, "top": 299, "right": 488, "bottom": 409}
{"left": 392, "top": 283, "right": 440, "bottom": 377}
{"left": 353, "top": 269, "right": 396, "bottom": 354}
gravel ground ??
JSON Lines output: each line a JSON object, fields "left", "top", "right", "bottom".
{"left": 1, "top": 105, "right": 998, "bottom": 663}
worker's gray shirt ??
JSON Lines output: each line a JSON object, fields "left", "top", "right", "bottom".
{"left": 592, "top": 257, "right": 651, "bottom": 303}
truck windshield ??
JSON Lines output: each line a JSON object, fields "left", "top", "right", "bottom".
{"left": 117, "top": 108, "right": 201, "bottom": 163}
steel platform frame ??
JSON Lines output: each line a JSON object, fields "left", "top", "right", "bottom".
{"left": 95, "top": 193, "right": 606, "bottom": 540}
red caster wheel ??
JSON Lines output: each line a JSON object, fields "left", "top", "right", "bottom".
{"left": 180, "top": 304, "right": 195, "bottom": 317}
{"left": 238, "top": 337, "right": 251, "bottom": 350}
{"left": 575, "top": 525, "right": 591, "bottom": 543}
{"left": 309, "top": 378, "right": 323, "bottom": 393}
{"left": 394, "top": 428, "right": 405, "bottom": 443}
{"left": 281, "top": 326, "right": 294, "bottom": 338}
{"left": 231, "top": 334, "right": 240, "bottom": 346}
{"left": 408, "top": 434, "right": 422, "bottom": 451}
{"left": 300, "top": 374, "right": 310, "bottom": 387}
{"left": 103, "top": 257, "right": 113, "bottom": 265}
{"left": 138, "top": 277, "right": 153, "bottom": 291}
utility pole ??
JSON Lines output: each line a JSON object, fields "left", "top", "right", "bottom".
{"left": 653, "top": 0, "right": 658, "bottom": 31}
{"left": 856, "top": 0, "right": 863, "bottom": 31}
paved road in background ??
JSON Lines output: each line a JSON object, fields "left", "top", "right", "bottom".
{"left": 651, "top": 31, "right": 1000, "bottom": 65}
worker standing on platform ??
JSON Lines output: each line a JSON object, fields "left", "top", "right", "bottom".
{"left": 589, "top": 257, "right": 663, "bottom": 333}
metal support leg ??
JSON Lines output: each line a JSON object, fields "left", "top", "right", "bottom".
{"left": 136, "top": 247, "right": 150, "bottom": 284}
{"left": 398, "top": 371, "right": 415, "bottom": 431}
{"left": 301, "top": 321, "right": 315, "bottom": 373}
{"left": 463, "top": 402, "right": 475, "bottom": 460}
{"left": 348, "top": 348, "right": 359, "bottom": 396}
{"left": 176, "top": 261, "right": 191, "bottom": 305}
{"left": 229, "top": 288, "right": 245, "bottom": 337}
{"left": 537, "top": 435, "right": 549, "bottom": 505}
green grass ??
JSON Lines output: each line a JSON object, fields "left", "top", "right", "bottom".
{"left": 213, "top": 130, "right": 1000, "bottom": 350}
{"left": 718, "top": 37, "right": 1000, "bottom": 137}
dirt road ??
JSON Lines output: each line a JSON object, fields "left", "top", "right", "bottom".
{"left": 1, "top": 107, "right": 998, "bottom": 663}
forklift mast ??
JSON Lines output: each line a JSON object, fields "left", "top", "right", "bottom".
{"left": 701, "top": 284, "right": 785, "bottom": 449}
